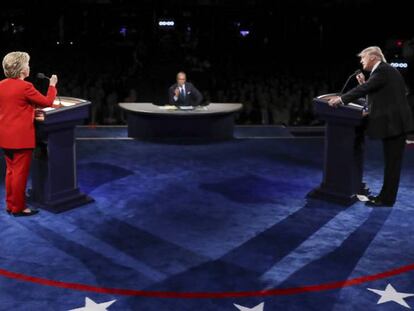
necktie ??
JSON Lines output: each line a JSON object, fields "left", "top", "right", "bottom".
{"left": 180, "top": 87, "right": 185, "bottom": 98}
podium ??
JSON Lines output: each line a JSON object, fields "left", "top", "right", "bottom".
{"left": 307, "top": 94, "right": 368, "bottom": 205}
{"left": 29, "top": 96, "right": 94, "bottom": 213}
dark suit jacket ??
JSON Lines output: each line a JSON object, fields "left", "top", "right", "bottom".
{"left": 0, "top": 78, "right": 56, "bottom": 149}
{"left": 168, "top": 82, "right": 203, "bottom": 106}
{"left": 341, "top": 62, "right": 414, "bottom": 139}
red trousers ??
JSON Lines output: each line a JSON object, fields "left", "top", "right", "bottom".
{"left": 3, "top": 149, "right": 33, "bottom": 213}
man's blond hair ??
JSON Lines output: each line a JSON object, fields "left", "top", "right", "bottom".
{"left": 2, "top": 51, "right": 30, "bottom": 78}
{"left": 358, "top": 46, "right": 387, "bottom": 62}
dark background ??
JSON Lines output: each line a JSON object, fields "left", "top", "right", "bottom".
{"left": 1, "top": 0, "right": 413, "bottom": 125}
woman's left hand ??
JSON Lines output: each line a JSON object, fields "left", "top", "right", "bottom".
{"left": 34, "top": 109, "right": 45, "bottom": 121}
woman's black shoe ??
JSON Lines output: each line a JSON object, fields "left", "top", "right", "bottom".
{"left": 368, "top": 195, "right": 380, "bottom": 201}
{"left": 11, "top": 209, "right": 39, "bottom": 217}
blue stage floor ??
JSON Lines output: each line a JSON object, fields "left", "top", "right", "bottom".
{"left": 0, "top": 127, "right": 413, "bottom": 310}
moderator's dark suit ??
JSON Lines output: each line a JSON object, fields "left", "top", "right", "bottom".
{"left": 341, "top": 62, "right": 414, "bottom": 204}
{"left": 168, "top": 82, "right": 203, "bottom": 106}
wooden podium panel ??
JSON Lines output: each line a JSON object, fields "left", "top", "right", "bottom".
{"left": 29, "top": 96, "right": 94, "bottom": 213}
{"left": 307, "top": 94, "right": 368, "bottom": 205}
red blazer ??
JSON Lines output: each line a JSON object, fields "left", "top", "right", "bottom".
{"left": 0, "top": 78, "right": 57, "bottom": 149}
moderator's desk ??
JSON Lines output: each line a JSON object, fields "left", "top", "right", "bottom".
{"left": 119, "top": 103, "right": 243, "bottom": 140}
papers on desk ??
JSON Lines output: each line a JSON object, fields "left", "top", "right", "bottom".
{"left": 54, "top": 99, "right": 77, "bottom": 107}
{"left": 347, "top": 103, "right": 364, "bottom": 109}
{"left": 158, "top": 105, "right": 178, "bottom": 110}
{"left": 42, "top": 98, "right": 78, "bottom": 111}
{"left": 157, "top": 105, "right": 207, "bottom": 111}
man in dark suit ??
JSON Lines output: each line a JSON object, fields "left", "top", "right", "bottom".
{"left": 168, "top": 72, "right": 203, "bottom": 107}
{"left": 328, "top": 46, "right": 414, "bottom": 207}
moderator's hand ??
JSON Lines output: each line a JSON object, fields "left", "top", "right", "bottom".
{"left": 52, "top": 103, "right": 63, "bottom": 109}
{"left": 49, "top": 74, "right": 58, "bottom": 87}
{"left": 356, "top": 72, "right": 365, "bottom": 85}
{"left": 174, "top": 88, "right": 180, "bottom": 97}
{"left": 328, "top": 96, "right": 342, "bottom": 107}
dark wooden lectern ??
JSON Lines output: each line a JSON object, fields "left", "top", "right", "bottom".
{"left": 307, "top": 93, "right": 368, "bottom": 205}
{"left": 29, "top": 96, "right": 93, "bottom": 213}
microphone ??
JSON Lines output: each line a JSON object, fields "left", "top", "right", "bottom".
{"left": 339, "top": 69, "right": 362, "bottom": 94}
{"left": 36, "top": 72, "right": 50, "bottom": 80}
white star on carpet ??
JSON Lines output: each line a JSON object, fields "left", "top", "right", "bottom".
{"left": 68, "top": 297, "right": 117, "bottom": 311}
{"left": 234, "top": 302, "right": 264, "bottom": 311}
{"left": 368, "top": 284, "right": 414, "bottom": 309}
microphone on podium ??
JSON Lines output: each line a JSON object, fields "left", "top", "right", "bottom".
{"left": 36, "top": 72, "right": 50, "bottom": 80}
{"left": 340, "top": 69, "right": 362, "bottom": 94}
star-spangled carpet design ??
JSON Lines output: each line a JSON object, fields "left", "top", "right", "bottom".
{"left": 0, "top": 126, "right": 413, "bottom": 311}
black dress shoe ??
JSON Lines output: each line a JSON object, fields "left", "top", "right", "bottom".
{"left": 11, "top": 208, "right": 39, "bottom": 217}
{"left": 6, "top": 209, "right": 11, "bottom": 215}
{"left": 366, "top": 198, "right": 393, "bottom": 207}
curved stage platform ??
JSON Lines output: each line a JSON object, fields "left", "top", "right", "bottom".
{"left": 119, "top": 103, "right": 242, "bottom": 140}
{"left": 1, "top": 127, "right": 414, "bottom": 310}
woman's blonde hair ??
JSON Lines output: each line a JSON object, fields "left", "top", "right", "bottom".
{"left": 2, "top": 51, "right": 30, "bottom": 78}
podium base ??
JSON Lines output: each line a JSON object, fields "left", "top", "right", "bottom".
{"left": 307, "top": 187, "right": 358, "bottom": 206}
{"left": 27, "top": 191, "right": 94, "bottom": 213}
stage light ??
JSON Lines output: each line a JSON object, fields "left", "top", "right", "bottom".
{"left": 240, "top": 30, "right": 250, "bottom": 37}
{"left": 56, "top": 41, "right": 60, "bottom": 45}
{"left": 396, "top": 40, "right": 403, "bottom": 47}
{"left": 158, "top": 19, "right": 175, "bottom": 29}
{"left": 390, "top": 62, "right": 408, "bottom": 68}
{"left": 119, "top": 27, "right": 127, "bottom": 37}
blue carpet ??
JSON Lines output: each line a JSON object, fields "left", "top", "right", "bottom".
{"left": 0, "top": 132, "right": 413, "bottom": 311}
{"left": 75, "top": 125, "right": 295, "bottom": 138}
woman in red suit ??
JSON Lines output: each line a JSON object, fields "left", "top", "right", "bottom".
{"left": 0, "top": 51, "right": 58, "bottom": 216}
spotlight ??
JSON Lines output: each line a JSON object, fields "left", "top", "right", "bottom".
{"left": 119, "top": 27, "right": 127, "bottom": 37}
{"left": 240, "top": 30, "right": 250, "bottom": 37}
{"left": 158, "top": 19, "right": 175, "bottom": 29}
{"left": 390, "top": 61, "right": 408, "bottom": 69}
